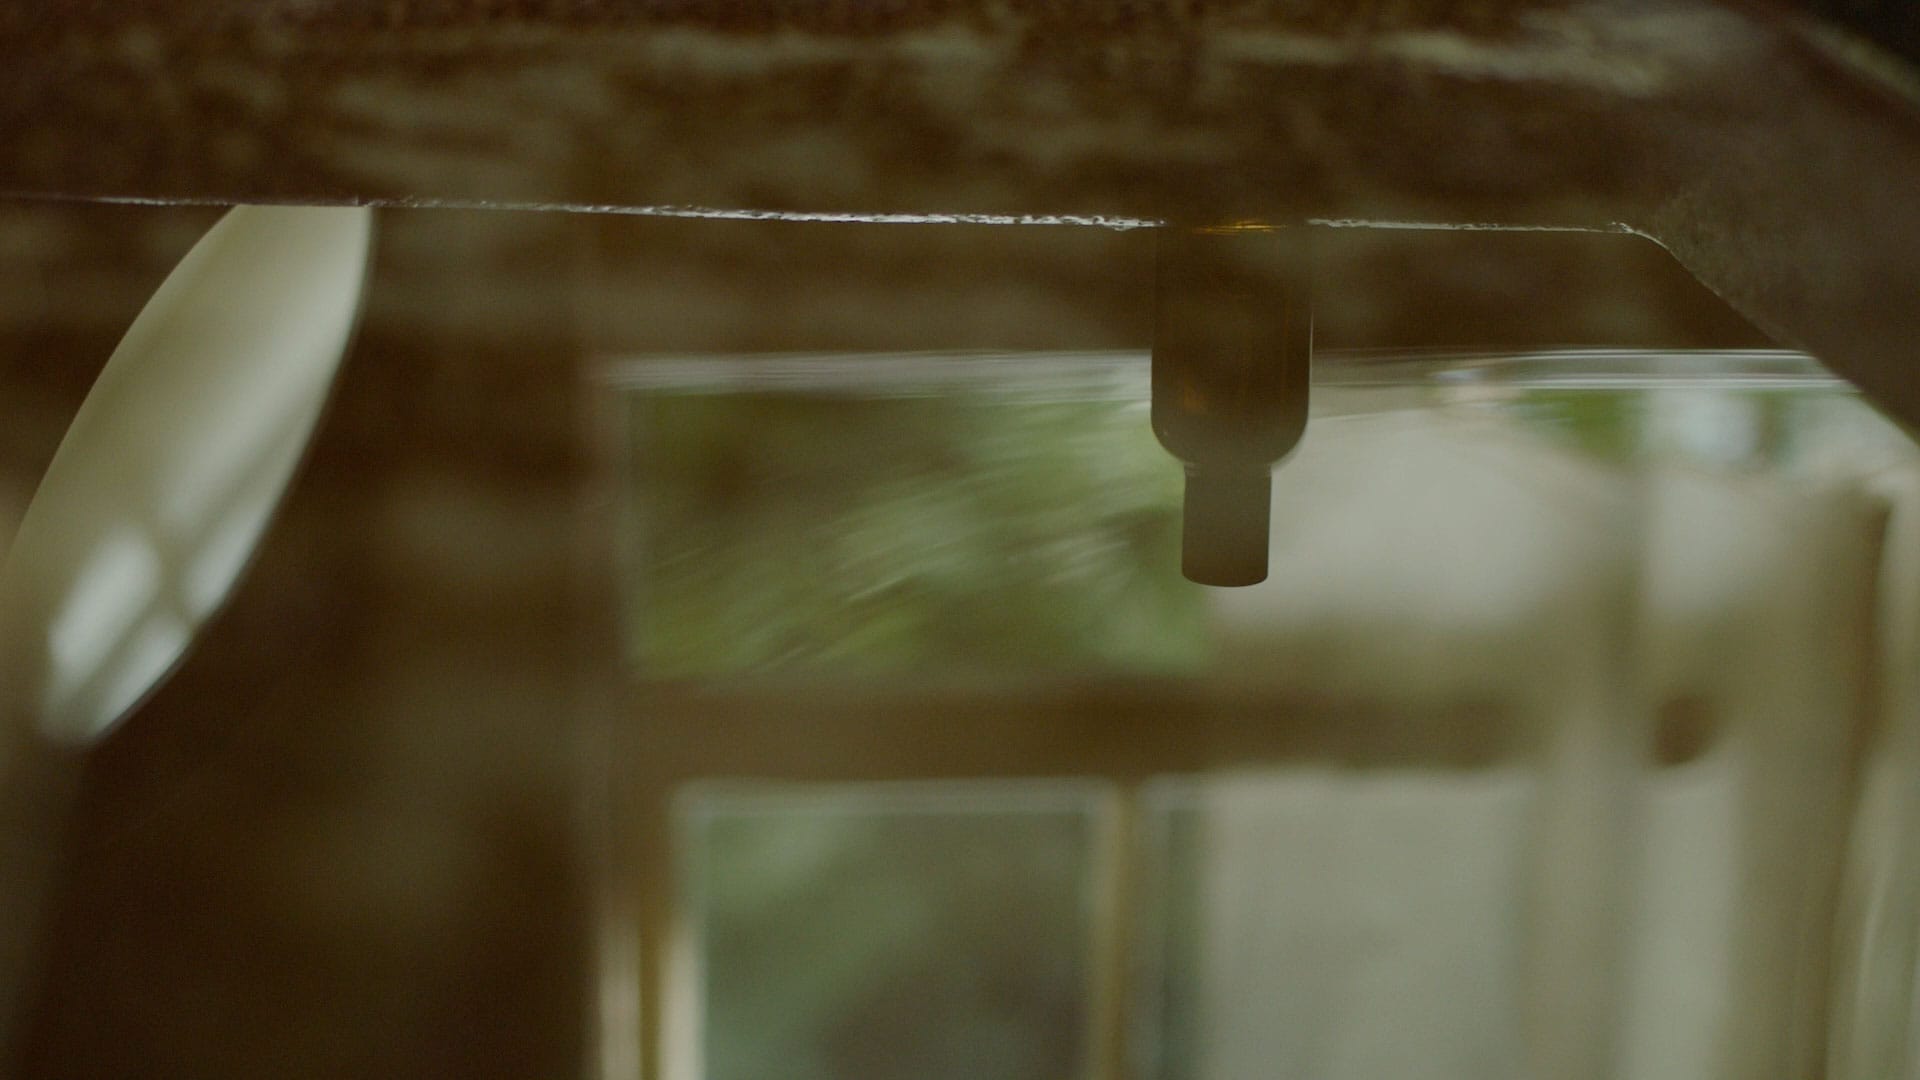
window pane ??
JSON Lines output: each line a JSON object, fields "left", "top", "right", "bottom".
{"left": 622, "top": 357, "right": 1205, "bottom": 680}
{"left": 681, "top": 782, "right": 1108, "bottom": 1080}
{"left": 1134, "top": 773, "right": 1533, "bottom": 1080}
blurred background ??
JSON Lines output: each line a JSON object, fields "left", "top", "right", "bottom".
{"left": 3, "top": 199, "right": 1918, "bottom": 1080}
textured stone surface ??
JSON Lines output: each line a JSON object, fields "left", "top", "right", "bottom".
{"left": 0, "top": 1, "right": 1777, "bottom": 221}
{"left": 2, "top": 0, "right": 1917, "bottom": 426}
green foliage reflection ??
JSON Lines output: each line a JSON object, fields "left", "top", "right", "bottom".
{"left": 628, "top": 391, "right": 1205, "bottom": 679}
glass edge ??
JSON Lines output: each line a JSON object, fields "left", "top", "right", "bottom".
{"left": 598, "top": 347, "right": 1848, "bottom": 397}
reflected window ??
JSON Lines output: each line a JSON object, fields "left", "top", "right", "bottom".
{"left": 619, "top": 354, "right": 1204, "bottom": 679}
{"left": 680, "top": 783, "right": 1110, "bottom": 1080}
{"left": 616, "top": 349, "right": 1920, "bottom": 1080}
